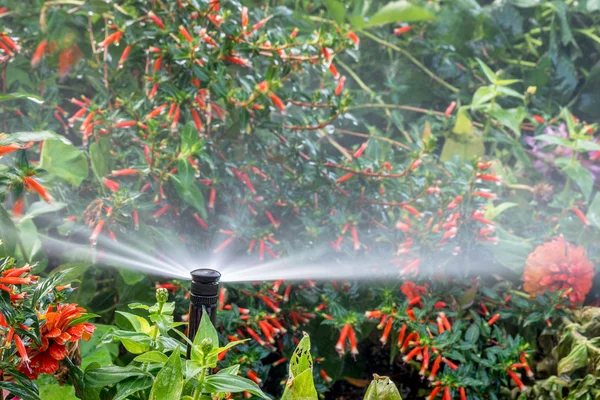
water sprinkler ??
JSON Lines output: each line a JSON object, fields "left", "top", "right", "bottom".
{"left": 187, "top": 268, "right": 221, "bottom": 358}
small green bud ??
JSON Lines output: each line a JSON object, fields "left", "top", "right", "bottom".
{"left": 156, "top": 288, "right": 168, "bottom": 303}
{"left": 200, "top": 337, "right": 214, "bottom": 354}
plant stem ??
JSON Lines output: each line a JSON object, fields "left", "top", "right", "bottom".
{"left": 192, "top": 367, "right": 207, "bottom": 400}
{"left": 360, "top": 31, "right": 460, "bottom": 94}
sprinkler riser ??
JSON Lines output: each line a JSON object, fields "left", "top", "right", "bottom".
{"left": 187, "top": 268, "right": 221, "bottom": 359}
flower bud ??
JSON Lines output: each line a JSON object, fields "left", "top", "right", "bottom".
{"left": 200, "top": 337, "right": 214, "bottom": 354}
{"left": 156, "top": 288, "right": 168, "bottom": 303}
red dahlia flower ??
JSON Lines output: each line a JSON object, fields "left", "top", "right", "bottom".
{"left": 523, "top": 237, "right": 594, "bottom": 304}
{"left": 18, "top": 304, "right": 95, "bottom": 379}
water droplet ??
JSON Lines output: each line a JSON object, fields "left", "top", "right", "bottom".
{"left": 88, "top": 11, "right": 93, "bottom": 16}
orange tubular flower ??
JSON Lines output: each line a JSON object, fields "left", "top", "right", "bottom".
{"left": 18, "top": 304, "right": 95, "bottom": 379}
{"left": 31, "top": 39, "right": 48, "bottom": 67}
{"left": 522, "top": 237, "right": 594, "bottom": 304}
{"left": 0, "top": 143, "right": 21, "bottom": 156}
{"left": 22, "top": 177, "right": 51, "bottom": 203}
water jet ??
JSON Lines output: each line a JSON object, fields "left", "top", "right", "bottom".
{"left": 187, "top": 268, "right": 221, "bottom": 358}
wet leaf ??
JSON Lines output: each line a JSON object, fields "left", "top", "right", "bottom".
{"left": 364, "top": 375, "right": 402, "bottom": 400}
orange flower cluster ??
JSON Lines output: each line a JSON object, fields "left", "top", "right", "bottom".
{"left": 19, "top": 304, "right": 95, "bottom": 379}
{"left": 523, "top": 237, "right": 594, "bottom": 304}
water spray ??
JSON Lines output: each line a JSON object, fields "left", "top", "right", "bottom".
{"left": 187, "top": 268, "right": 221, "bottom": 358}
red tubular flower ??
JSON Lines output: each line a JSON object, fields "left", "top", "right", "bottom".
{"left": 214, "top": 236, "right": 235, "bottom": 253}
{"left": 337, "top": 172, "right": 355, "bottom": 183}
{"left": 347, "top": 325, "right": 358, "bottom": 355}
{"left": 222, "top": 56, "right": 251, "bottom": 67}
{"left": 146, "top": 103, "right": 168, "bottom": 119}
{"left": 335, "top": 76, "right": 346, "bottom": 96}
{"left": 472, "top": 191, "right": 497, "bottom": 200}
{"left": 31, "top": 39, "right": 48, "bottom": 67}
{"left": 447, "top": 195, "right": 462, "bottom": 210}
{"left": 429, "top": 355, "right": 442, "bottom": 381}
{"left": 402, "top": 204, "right": 422, "bottom": 219}
{"left": 148, "top": 11, "right": 165, "bottom": 29}
{"left": 533, "top": 115, "right": 544, "bottom": 124}
{"left": 90, "top": 219, "right": 105, "bottom": 245}
{"left": 261, "top": 295, "right": 280, "bottom": 313}
{"left": 520, "top": 354, "right": 534, "bottom": 378}
{"left": 241, "top": 7, "right": 248, "bottom": 30}
{"left": 506, "top": 369, "right": 526, "bottom": 392}
{"left": 335, "top": 324, "right": 350, "bottom": 355}
{"left": 0, "top": 143, "right": 21, "bottom": 156}
{"left": 98, "top": 31, "right": 123, "bottom": 48}
{"left": 118, "top": 45, "right": 131, "bottom": 68}
{"left": 245, "top": 327, "right": 265, "bottom": 346}
{"left": 320, "top": 369, "right": 333, "bottom": 383}
{"left": 523, "top": 237, "right": 594, "bottom": 304}
{"left": 403, "top": 346, "right": 422, "bottom": 362}
{"left": 572, "top": 206, "right": 589, "bottom": 226}
{"left": 350, "top": 225, "right": 360, "bottom": 251}
{"left": 442, "top": 357, "right": 458, "bottom": 370}
{"left": 179, "top": 25, "right": 193, "bottom": 43}
{"left": 103, "top": 178, "right": 120, "bottom": 192}
{"left": 12, "top": 197, "right": 24, "bottom": 216}
{"left": 114, "top": 121, "right": 137, "bottom": 128}
{"left": 347, "top": 31, "right": 360, "bottom": 48}
{"left": 380, "top": 317, "right": 394, "bottom": 345}
{"left": 111, "top": 168, "right": 138, "bottom": 176}
{"left": 393, "top": 26, "right": 412, "bottom": 36}
{"left": 420, "top": 346, "right": 430, "bottom": 375}
{"left": 487, "top": 313, "right": 500, "bottom": 326}
{"left": 459, "top": 387, "right": 466, "bottom": 400}
{"left": 397, "top": 324, "right": 407, "bottom": 346}
{"left": 329, "top": 63, "right": 340, "bottom": 79}
{"left": 247, "top": 369, "right": 261, "bottom": 384}
{"left": 22, "top": 177, "right": 52, "bottom": 203}
{"left": 428, "top": 387, "right": 442, "bottom": 400}
{"left": 443, "top": 386, "right": 451, "bottom": 400}
{"left": 209, "top": 187, "right": 216, "bottom": 209}
{"left": 268, "top": 92, "right": 286, "bottom": 112}
{"left": 445, "top": 101, "right": 457, "bottom": 118}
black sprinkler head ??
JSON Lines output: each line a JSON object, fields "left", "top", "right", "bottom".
{"left": 187, "top": 268, "right": 221, "bottom": 358}
{"left": 190, "top": 268, "right": 221, "bottom": 296}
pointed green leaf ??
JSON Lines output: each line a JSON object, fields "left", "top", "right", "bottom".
{"left": 364, "top": 375, "right": 402, "bottom": 400}
{"left": 475, "top": 58, "right": 497, "bottom": 84}
{"left": 204, "top": 374, "right": 269, "bottom": 399}
{"left": 149, "top": 349, "right": 184, "bottom": 400}
{"left": 366, "top": 1, "right": 434, "bottom": 27}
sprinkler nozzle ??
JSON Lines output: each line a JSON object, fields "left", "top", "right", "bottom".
{"left": 187, "top": 268, "right": 221, "bottom": 359}
{"left": 190, "top": 268, "right": 221, "bottom": 296}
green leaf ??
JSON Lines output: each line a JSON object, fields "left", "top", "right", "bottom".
{"left": 112, "top": 331, "right": 152, "bottom": 354}
{"left": 171, "top": 174, "right": 206, "bottom": 219}
{"left": 482, "top": 227, "right": 532, "bottom": 272}
{"left": 475, "top": 58, "right": 497, "bottom": 84}
{"left": 193, "top": 307, "right": 219, "bottom": 348}
{"left": 217, "top": 365, "right": 241, "bottom": 375}
{"left": 558, "top": 343, "right": 588, "bottom": 375}
{"left": 452, "top": 109, "right": 473, "bottom": 135}
{"left": 281, "top": 333, "right": 318, "bottom": 400}
{"left": 39, "top": 139, "right": 89, "bottom": 186}
{"left": 85, "top": 365, "right": 150, "bottom": 387}
{"left": 574, "top": 140, "right": 600, "bottom": 152}
{"left": 472, "top": 86, "right": 495, "bottom": 106}
{"left": 0, "top": 205, "right": 18, "bottom": 257}
{"left": 535, "top": 134, "right": 574, "bottom": 148}
{"left": 488, "top": 107, "right": 526, "bottom": 137}
{"left": 0, "top": 381, "right": 40, "bottom": 400}
{"left": 149, "top": 349, "right": 184, "bottom": 400}
{"left": 363, "top": 375, "right": 402, "bottom": 400}
{"left": 324, "top": 0, "right": 346, "bottom": 25}
{"left": 0, "top": 92, "right": 44, "bottom": 104}
{"left": 366, "top": 1, "right": 434, "bottom": 27}
{"left": 484, "top": 202, "right": 518, "bottom": 221}
{"left": 118, "top": 269, "right": 146, "bottom": 285}
{"left": 133, "top": 351, "right": 169, "bottom": 364}
{"left": 440, "top": 134, "right": 485, "bottom": 162}
{"left": 561, "top": 163, "right": 594, "bottom": 200}
{"left": 586, "top": 194, "right": 600, "bottom": 230}
{"left": 0, "top": 131, "right": 70, "bottom": 145}
{"left": 204, "top": 374, "right": 269, "bottom": 399}
{"left": 115, "top": 311, "right": 151, "bottom": 333}
{"left": 36, "top": 375, "right": 78, "bottom": 400}
{"left": 114, "top": 377, "right": 154, "bottom": 400}
{"left": 89, "top": 140, "right": 108, "bottom": 180}
{"left": 465, "top": 325, "right": 480, "bottom": 344}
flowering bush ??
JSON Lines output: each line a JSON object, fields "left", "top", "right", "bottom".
{"left": 0, "top": 256, "right": 94, "bottom": 398}
{"left": 1, "top": 0, "right": 600, "bottom": 399}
